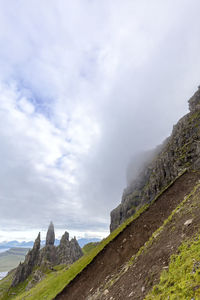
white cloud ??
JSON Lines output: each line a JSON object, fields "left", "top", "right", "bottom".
{"left": 0, "top": 0, "right": 200, "bottom": 241}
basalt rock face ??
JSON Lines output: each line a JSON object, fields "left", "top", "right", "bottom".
{"left": 56, "top": 232, "right": 83, "bottom": 264}
{"left": 39, "top": 221, "right": 57, "bottom": 266}
{"left": 39, "top": 244, "right": 57, "bottom": 266}
{"left": 110, "top": 87, "right": 200, "bottom": 232}
{"left": 39, "top": 225, "right": 83, "bottom": 266}
{"left": 56, "top": 232, "right": 71, "bottom": 264}
{"left": 12, "top": 223, "right": 83, "bottom": 287}
{"left": 69, "top": 237, "right": 83, "bottom": 263}
{"left": 12, "top": 233, "right": 41, "bottom": 287}
{"left": 46, "top": 221, "right": 55, "bottom": 246}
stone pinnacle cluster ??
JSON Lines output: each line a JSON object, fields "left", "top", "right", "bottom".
{"left": 12, "top": 222, "right": 83, "bottom": 287}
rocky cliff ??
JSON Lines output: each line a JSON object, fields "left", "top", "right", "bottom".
{"left": 110, "top": 87, "right": 200, "bottom": 231}
{"left": 12, "top": 223, "right": 83, "bottom": 286}
{"left": 11, "top": 233, "right": 41, "bottom": 286}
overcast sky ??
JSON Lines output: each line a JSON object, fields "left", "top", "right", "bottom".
{"left": 0, "top": 0, "right": 200, "bottom": 242}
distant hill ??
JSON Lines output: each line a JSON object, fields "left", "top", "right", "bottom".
{"left": 0, "top": 238, "right": 101, "bottom": 249}
{"left": 0, "top": 247, "right": 29, "bottom": 272}
{"left": 77, "top": 238, "right": 101, "bottom": 247}
{"left": 0, "top": 240, "right": 34, "bottom": 249}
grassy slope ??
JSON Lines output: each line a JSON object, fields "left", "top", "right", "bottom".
{"left": 0, "top": 248, "right": 29, "bottom": 272}
{"left": 145, "top": 236, "right": 200, "bottom": 299}
{"left": 82, "top": 242, "right": 99, "bottom": 255}
{"left": 0, "top": 273, "right": 13, "bottom": 299}
{"left": 92, "top": 177, "right": 200, "bottom": 298}
{"left": 14, "top": 205, "right": 149, "bottom": 300}
{"left": 0, "top": 202, "right": 152, "bottom": 300}
{"left": 0, "top": 170, "right": 187, "bottom": 300}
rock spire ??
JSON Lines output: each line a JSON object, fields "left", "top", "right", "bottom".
{"left": 46, "top": 221, "right": 55, "bottom": 246}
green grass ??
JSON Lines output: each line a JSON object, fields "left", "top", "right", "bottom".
{"left": 0, "top": 170, "right": 188, "bottom": 300}
{"left": 0, "top": 248, "right": 29, "bottom": 272}
{"left": 5, "top": 203, "right": 150, "bottom": 300}
{"left": 82, "top": 242, "right": 99, "bottom": 255}
{"left": 145, "top": 235, "right": 200, "bottom": 299}
{"left": 0, "top": 273, "right": 13, "bottom": 300}
{"left": 129, "top": 181, "right": 200, "bottom": 266}
{"left": 99, "top": 179, "right": 200, "bottom": 294}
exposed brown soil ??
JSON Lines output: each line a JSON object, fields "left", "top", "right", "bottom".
{"left": 55, "top": 171, "right": 200, "bottom": 300}
{"left": 100, "top": 174, "right": 200, "bottom": 300}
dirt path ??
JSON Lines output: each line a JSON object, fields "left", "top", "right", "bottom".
{"left": 55, "top": 172, "right": 200, "bottom": 300}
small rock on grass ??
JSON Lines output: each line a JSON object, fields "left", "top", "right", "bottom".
{"left": 184, "top": 219, "right": 193, "bottom": 226}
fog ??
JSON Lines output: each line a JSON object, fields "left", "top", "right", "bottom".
{"left": 0, "top": 0, "right": 200, "bottom": 241}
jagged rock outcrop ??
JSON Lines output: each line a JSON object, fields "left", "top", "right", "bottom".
{"left": 39, "top": 244, "right": 57, "bottom": 266}
{"left": 56, "top": 232, "right": 83, "bottom": 264}
{"left": 56, "top": 231, "right": 71, "bottom": 264}
{"left": 40, "top": 225, "right": 83, "bottom": 266}
{"left": 39, "top": 221, "right": 57, "bottom": 266}
{"left": 12, "top": 233, "right": 41, "bottom": 287}
{"left": 110, "top": 87, "right": 200, "bottom": 231}
{"left": 12, "top": 223, "right": 83, "bottom": 287}
{"left": 189, "top": 86, "right": 200, "bottom": 112}
{"left": 69, "top": 237, "right": 83, "bottom": 263}
{"left": 46, "top": 221, "right": 55, "bottom": 246}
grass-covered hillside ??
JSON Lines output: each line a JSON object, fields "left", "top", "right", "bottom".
{"left": 1, "top": 172, "right": 200, "bottom": 300}
{"left": 0, "top": 248, "right": 29, "bottom": 272}
{"left": 145, "top": 236, "right": 200, "bottom": 299}
{"left": 82, "top": 242, "right": 100, "bottom": 255}
{"left": 0, "top": 198, "right": 152, "bottom": 300}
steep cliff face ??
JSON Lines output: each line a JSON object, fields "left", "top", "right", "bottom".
{"left": 110, "top": 87, "right": 200, "bottom": 231}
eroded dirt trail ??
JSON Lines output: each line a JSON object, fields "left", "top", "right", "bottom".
{"left": 55, "top": 172, "right": 200, "bottom": 300}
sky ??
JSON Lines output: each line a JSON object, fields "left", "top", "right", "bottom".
{"left": 0, "top": 0, "right": 200, "bottom": 242}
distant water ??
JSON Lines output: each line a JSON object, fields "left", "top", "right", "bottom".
{"left": 0, "top": 248, "right": 9, "bottom": 253}
{"left": 0, "top": 249, "right": 9, "bottom": 280}
{"left": 0, "top": 272, "right": 8, "bottom": 280}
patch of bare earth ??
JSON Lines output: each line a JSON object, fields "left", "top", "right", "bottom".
{"left": 55, "top": 172, "right": 200, "bottom": 300}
